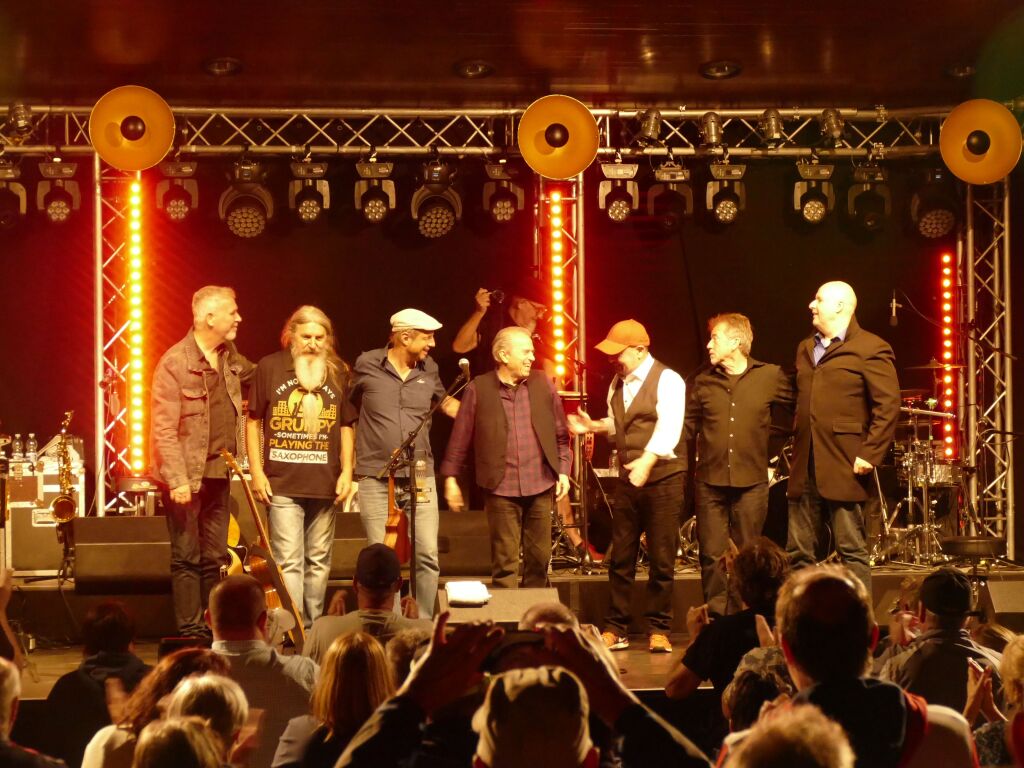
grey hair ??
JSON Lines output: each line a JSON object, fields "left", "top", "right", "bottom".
{"left": 491, "top": 326, "right": 532, "bottom": 363}
{"left": 191, "top": 286, "right": 235, "bottom": 329}
{"left": 167, "top": 674, "right": 249, "bottom": 747}
{"left": 0, "top": 657, "right": 20, "bottom": 739}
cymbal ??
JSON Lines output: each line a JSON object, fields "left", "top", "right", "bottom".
{"left": 895, "top": 417, "right": 942, "bottom": 428}
{"left": 900, "top": 388, "right": 929, "bottom": 401}
{"left": 905, "top": 359, "right": 965, "bottom": 370}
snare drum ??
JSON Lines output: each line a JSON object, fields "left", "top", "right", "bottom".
{"left": 896, "top": 442, "right": 962, "bottom": 487}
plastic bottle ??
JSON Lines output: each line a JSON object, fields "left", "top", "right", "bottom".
{"left": 11, "top": 433, "right": 23, "bottom": 460}
{"left": 25, "top": 433, "right": 38, "bottom": 463}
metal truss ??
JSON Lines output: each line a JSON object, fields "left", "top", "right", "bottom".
{"left": 94, "top": 157, "right": 138, "bottom": 514}
{"left": 1, "top": 104, "right": 947, "bottom": 159}
{"left": 963, "top": 181, "right": 1015, "bottom": 556}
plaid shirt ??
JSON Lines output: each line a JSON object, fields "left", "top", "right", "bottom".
{"left": 441, "top": 374, "right": 571, "bottom": 497}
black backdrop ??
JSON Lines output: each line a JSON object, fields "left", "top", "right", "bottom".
{"left": 1, "top": 159, "right": 1020, "bottom": 550}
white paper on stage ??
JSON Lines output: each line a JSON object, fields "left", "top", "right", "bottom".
{"left": 445, "top": 580, "right": 491, "bottom": 606}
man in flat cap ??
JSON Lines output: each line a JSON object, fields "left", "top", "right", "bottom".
{"left": 569, "top": 320, "right": 686, "bottom": 654}
{"left": 350, "top": 308, "right": 460, "bottom": 618}
{"left": 877, "top": 566, "right": 1002, "bottom": 712}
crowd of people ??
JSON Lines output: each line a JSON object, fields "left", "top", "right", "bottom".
{"left": 0, "top": 546, "right": 1021, "bottom": 767}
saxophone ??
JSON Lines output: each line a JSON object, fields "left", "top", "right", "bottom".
{"left": 49, "top": 411, "right": 76, "bottom": 524}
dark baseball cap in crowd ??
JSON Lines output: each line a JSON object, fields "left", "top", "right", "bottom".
{"left": 355, "top": 544, "right": 401, "bottom": 589}
{"left": 920, "top": 566, "right": 973, "bottom": 616}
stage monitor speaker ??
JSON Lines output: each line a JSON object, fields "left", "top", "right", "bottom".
{"left": 74, "top": 516, "right": 171, "bottom": 594}
{"left": 4, "top": 508, "right": 65, "bottom": 576}
{"left": 438, "top": 587, "right": 560, "bottom": 628}
{"left": 986, "top": 581, "right": 1024, "bottom": 633}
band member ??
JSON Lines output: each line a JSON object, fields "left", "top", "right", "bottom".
{"left": 685, "top": 313, "right": 795, "bottom": 615}
{"left": 787, "top": 281, "right": 900, "bottom": 593}
{"left": 246, "top": 306, "right": 356, "bottom": 628}
{"left": 351, "top": 309, "right": 459, "bottom": 618}
{"left": 151, "top": 286, "right": 254, "bottom": 638}
{"left": 441, "top": 326, "right": 572, "bottom": 588}
{"left": 568, "top": 320, "right": 686, "bottom": 653}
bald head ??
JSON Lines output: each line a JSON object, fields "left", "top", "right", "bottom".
{"left": 809, "top": 281, "right": 857, "bottom": 338}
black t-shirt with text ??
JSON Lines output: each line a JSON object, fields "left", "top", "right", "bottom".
{"left": 248, "top": 349, "right": 357, "bottom": 499}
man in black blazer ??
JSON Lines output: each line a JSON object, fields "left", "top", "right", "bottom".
{"left": 786, "top": 281, "right": 900, "bottom": 592}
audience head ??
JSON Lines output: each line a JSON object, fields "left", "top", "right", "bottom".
{"left": 518, "top": 601, "right": 579, "bottom": 631}
{"left": 132, "top": 717, "right": 223, "bottom": 768}
{"left": 919, "top": 566, "right": 973, "bottom": 630}
{"left": 729, "top": 705, "right": 854, "bottom": 768}
{"left": 119, "top": 647, "right": 230, "bottom": 735}
{"left": 1001, "top": 634, "right": 1024, "bottom": 712}
{"left": 353, "top": 544, "right": 403, "bottom": 608}
{"left": 776, "top": 565, "right": 877, "bottom": 686}
{"left": 472, "top": 665, "right": 596, "bottom": 768}
{"left": 167, "top": 674, "right": 248, "bottom": 758}
{"left": 722, "top": 668, "right": 793, "bottom": 732}
{"left": 206, "top": 575, "right": 267, "bottom": 640}
{"left": 312, "top": 632, "right": 395, "bottom": 743}
{"left": 82, "top": 600, "right": 136, "bottom": 656}
{"left": 385, "top": 629, "right": 431, "bottom": 686}
{"left": 733, "top": 538, "right": 790, "bottom": 616}
{"left": 0, "top": 657, "right": 20, "bottom": 739}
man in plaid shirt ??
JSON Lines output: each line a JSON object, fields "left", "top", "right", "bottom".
{"left": 441, "top": 326, "right": 571, "bottom": 588}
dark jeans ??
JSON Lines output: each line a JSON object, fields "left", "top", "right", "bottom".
{"left": 786, "top": 454, "right": 871, "bottom": 594}
{"left": 164, "top": 478, "right": 230, "bottom": 635}
{"left": 485, "top": 491, "right": 552, "bottom": 588}
{"left": 605, "top": 474, "right": 684, "bottom": 635}
{"left": 696, "top": 481, "right": 769, "bottom": 615}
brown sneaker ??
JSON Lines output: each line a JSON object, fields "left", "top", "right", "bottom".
{"left": 601, "top": 631, "right": 629, "bottom": 651}
{"left": 649, "top": 633, "right": 673, "bottom": 653}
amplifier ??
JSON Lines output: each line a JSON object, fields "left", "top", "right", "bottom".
{"left": 3, "top": 460, "right": 84, "bottom": 576}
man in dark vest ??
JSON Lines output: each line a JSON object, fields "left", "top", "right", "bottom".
{"left": 441, "top": 326, "right": 571, "bottom": 588}
{"left": 569, "top": 320, "right": 686, "bottom": 653}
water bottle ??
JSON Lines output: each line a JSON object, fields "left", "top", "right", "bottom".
{"left": 25, "top": 433, "right": 38, "bottom": 464}
{"left": 609, "top": 449, "right": 619, "bottom": 476}
{"left": 11, "top": 433, "right": 23, "bottom": 461}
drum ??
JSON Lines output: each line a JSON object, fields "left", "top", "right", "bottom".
{"left": 896, "top": 442, "right": 960, "bottom": 487}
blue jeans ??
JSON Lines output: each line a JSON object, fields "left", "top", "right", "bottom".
{"left": 357, "top": 475, "right": 439, "bottom": 618}
{"left": 786, "top": 455, "right": 871, "bottom": 594}
{"left": 267, "top": 495, "right": 337, "bottom": 628}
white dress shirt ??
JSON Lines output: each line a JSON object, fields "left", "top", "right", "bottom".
{"left": 601, "top": 354, "right": 686, "bottom": 459}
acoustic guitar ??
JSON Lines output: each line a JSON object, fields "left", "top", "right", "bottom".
{"left": 220, "top": 449, "right": 306, "bottom": 649}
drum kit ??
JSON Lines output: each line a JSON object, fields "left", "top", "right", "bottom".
{"left": 871, "top": 359, "right": 976, "bottom": 565}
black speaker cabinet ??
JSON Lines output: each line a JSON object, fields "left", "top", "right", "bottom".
{"left": 73, "top": 516, "right": 171, "bottom": 594}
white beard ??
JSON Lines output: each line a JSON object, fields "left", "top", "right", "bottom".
{"left": 293, "top": 351, "right": 327, "bottom": 439}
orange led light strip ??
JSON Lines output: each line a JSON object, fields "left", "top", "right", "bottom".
{"left": 127, "top": 177, "right": 146, "bottom": 473}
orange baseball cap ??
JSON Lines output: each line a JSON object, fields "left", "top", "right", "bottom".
{"left": 595, "top": 319, "right": 650, "bottom": 354}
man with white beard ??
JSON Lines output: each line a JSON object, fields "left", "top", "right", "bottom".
{"left": 247, "top": 305, "right": 357, "bottom": 628}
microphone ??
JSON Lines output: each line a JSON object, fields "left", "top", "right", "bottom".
{"left": 889, "top": 290, "right": 900, "bottom": 327}
{"left": 458, "top": 358, "right": 471, "bottom": 381}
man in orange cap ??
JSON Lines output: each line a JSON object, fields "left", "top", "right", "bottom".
{"left": 568, "top": 319, "right": 686, "bottom": 654}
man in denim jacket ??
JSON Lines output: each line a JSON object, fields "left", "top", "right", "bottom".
{"left": 151, "top": 286, "right": 255, "bottom": 637}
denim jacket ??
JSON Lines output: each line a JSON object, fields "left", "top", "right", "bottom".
{"left": 150, "top": 330, "right": 255, "bottom": 492}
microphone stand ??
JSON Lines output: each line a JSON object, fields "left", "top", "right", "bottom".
{"left": 376, "top": 370, "right": 469, "bottom": 605}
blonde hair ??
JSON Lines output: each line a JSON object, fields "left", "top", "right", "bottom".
{"left": 311, "top": 632, "right": 395, "bottom": 742}
{"left": 708, "top": 313, "right": 753, "bottom": 357}
{"left": 1001, "top": 634, "right": 1024, "bottom": 708}
{"left": 167, "top": 674, "right": 248, "bottom": 750}
{"left": 132, "top": 717, "right": 223, "bottom": 768}
{"left": 730, "top": 705, "right": 854, "bottom": 768}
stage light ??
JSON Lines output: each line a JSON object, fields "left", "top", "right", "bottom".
{"left": 218, "top": 158, "right": 273, "bottom": 238}
{"left": 482, "top": 162, "right": 525, "bottom": 223}
{"left": 0, "top": 161, "right": 26, "bottom": 229}
{"left": 792, "top": 161, "right": 835, "bottom": 224}
{"left": 846, "top": 164, "right": 891, "bottom": 231}
{"left": 705, "top": 162, "right": 746, "bottom": 224}
{"left": 36, "top": 160, "right": 80, "bottom": 224}
{"left": 156, "top": 161, "right": 198, "bottom": 222}
{"left": 758, "top": 109, "right": 784, "bottom": 146}
{"left": 411, "top": 158, "right": 461, "bottom": 238}
{"left": 5, "top": 102, "right": 32, "bottom": 138}
{"left": 635, "top": 109, "right": 662, "bottom": 147}
{"left": 700, "top": 112, "right": 724, "bottom": 147}
{"left": 354, "top": 160, "right": 396, "bottom": 223}
{"left": 288, "top": 160, "right": 330, "bottom": 224}
{"left": 598, "top": 160, "right": 639, "bottom": 222}
{"left": 820, "top": 108, "right": 844, "bottom": 145}
{"left": 911, "top": 167, "right": 958, "bottom": 239}
{"left": 647, "top": 158, "right": 693, "bottom": 231}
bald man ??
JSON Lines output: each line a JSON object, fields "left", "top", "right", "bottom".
{"left": 786, "top": 281, "right": 900, "bottom": 592}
